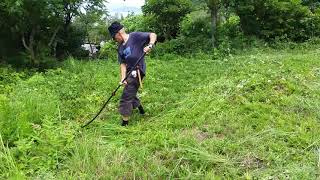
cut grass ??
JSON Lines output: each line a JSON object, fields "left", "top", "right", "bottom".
{"left": 63, "top": 47, "right": 320, "bottom": 178}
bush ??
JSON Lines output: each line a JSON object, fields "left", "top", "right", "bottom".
{"left": 153, "top": 36, "right": 210, "bottom": 57}
{"left": 121, "top": 15, "right": 156, "bottom": 33}
{"left": 72, "top": 48, "right": 90, "bottom": 59}
{"left": 98, "top": 40, "right": 118, "bottom": 61}
{"left": 56, "top": 25, "right": 87, "bottom": 59}
{"left": 180, "top": 10, "right": 211, "bottom": 38}
{"left": 216, "top": 15, "right": 249, "bottom": 52}
{"left": 154, "top": 14, "right": 250, "bottom": 57}
{"left": 234, "top": 1, "right": 320, "bottom": 42}
{"left": 142, "top": 0, "right": 193, "bottom": 40}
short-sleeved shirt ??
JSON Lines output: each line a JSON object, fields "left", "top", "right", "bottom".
{"left": 118, "top": 32, "right": 150, "bottom": 75}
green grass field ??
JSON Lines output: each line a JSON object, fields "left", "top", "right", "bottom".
{"left": 1, "top": 45, "right": 320, "bottom": 179}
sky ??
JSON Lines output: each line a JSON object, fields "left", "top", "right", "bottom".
{"left": 105, "top": 0, "right": 145, "bottom": 16}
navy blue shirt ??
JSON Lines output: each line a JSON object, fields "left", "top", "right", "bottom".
{"left": 118, "top": 32, "right": 150, "bottom": 75}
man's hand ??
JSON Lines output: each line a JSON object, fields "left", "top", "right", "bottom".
{"left": 144, "top": 44, "right": 154, "bottom": 54}
{"left": 119, "top": 79, "right": 128, "bottom": 86}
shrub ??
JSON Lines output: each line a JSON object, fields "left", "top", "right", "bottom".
{"left": 234, "top": 0, "right": 320, "bottom": 42}
{"left": 153, "top": 36, "right": 210, "bottom": 57}
{"left": 98, "top": 40, "right": 118, "bottom": 61}
{"left": 180, "top": 10, "right": 211, "bottom": 38}
{"left": 121, "top": 15, "right": 156, "bottom": 33}
{"left": 142, "top": 0, "right": 193, "bottom": 40}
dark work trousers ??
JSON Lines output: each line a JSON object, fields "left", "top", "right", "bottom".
{"left": 119, "top": 74, "right": 143, "bottom": 116}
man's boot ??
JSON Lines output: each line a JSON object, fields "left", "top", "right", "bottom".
{"left": 138, "top": 105, "right": 145, "bottom": 115}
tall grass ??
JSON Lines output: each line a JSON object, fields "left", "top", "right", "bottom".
{"left": 0, "top": 45, "right": 320, "bottom": 178}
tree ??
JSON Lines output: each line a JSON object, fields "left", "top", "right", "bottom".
{"left": 0, "top": 0, "right": 107, "bottom": 66}
{"left": 191, "top": 0, "right": 207, "bottom": 10}
{"left": 206, "top": 0, "right": 221, "bottom": 48}
{"left": 229, "top": 0, "right": 320, "bottom": 41}
{"left": 143, "top": 0, "right": 192, "bottom": 40}
{"left": 57, "top": 0, "right": 106, "bottom": 58}
{"left": 302, "top": 0, "right": 320, "bottom": 12}
{"left": 0, "top": 0, "right": 64, "bottom": 65}
{"left": 73, "top": 7, "right": 108, "bottom": 57}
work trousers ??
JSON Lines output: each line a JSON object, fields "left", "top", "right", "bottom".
{"left": 119, "top": 74, "right": 143, "bottom": 116}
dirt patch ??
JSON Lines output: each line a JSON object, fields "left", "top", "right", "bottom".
{"left": 214, "top": 133, "right": 225, "bottom": 139}
{"left": 195, "top": 131, "right": 209, "bottom": 142}
{"left": 241, "top": 154, "right": 264, "bottom": 169}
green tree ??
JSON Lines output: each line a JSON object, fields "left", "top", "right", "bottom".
{"left": 121, "top": 14, "right": 156, "bottom": 33}
{"left": 57, "top": 0, "right": 106, "bottom": 58}
{"left": 205, "top": 0, "right": 233, "bottom": 48}
{"left": 73, "top": 3, "right": 107, "bottom": 57}
{"left": 229, "top": 0, "right": 320, "bottom": 41}
{"left": 0, "top": 0, "right": 64, "bottom": 65}
{"left": 0, "top": 0, "right": 107, "bottom": 66}
{"left": 302, "top": 0, "right": 320, "bottom": 12}
{"left": 142, "top": 0, "right": 193, "bottom": 40}
{"left": 206, "top": 0, "right": 221, "bottom": 48}
{"left": 191, "top": 0, "right": 207, "bottom": 9}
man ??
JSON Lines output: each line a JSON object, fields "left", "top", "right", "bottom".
{"left": 108, "top": 21, "right": 157, "bottom": 126}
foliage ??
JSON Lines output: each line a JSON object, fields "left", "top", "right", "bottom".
{"left": 215, "top": 14, "right": 248, "bottom": 52}
{"left": 152, "top": 36, "right": 210, "bottom": 57}
{"left": 191, "top": 0, "right": 207, "bottom": 9}
{"left": 155, "top": 13, "right": 246, "bottom": 57}
{"left": 56, "top": 24, "right": 87, "bottom": 59}
{"left": 73, "top": 4, "right": 108, "bottom": 45}
{"left": 98, "top": 40, "right": 118, "bottom": 61}
{"left": 232, "top": 0, "right": 320, "bottom": 41}
{"left": 180, "top": 10, "right": 212, "bottom": 38}
{"left": 302, "top": 0, "right": 320, "bottom": 12}
{"left": 142, "top": 0, "right": 193, "bottom": 40}
{"left": 0, "top": 0, "right": 107, "bottom": 66}
{"left": 121, "top": 15, "right": 156, "bottom": 33}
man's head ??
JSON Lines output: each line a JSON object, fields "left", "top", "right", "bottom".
{"left": 108, "top": 21, "right": 124, "bottom": 43}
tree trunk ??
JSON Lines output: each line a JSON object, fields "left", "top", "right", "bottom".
{"left": 48, "top": 26, "right": 60, "bottom": 57}
{"left": 48, "top": 26, "right": 60, "bottom": 47}
{"left": 63, "top": 2, "right": 73, "bottom": 53}
{"left": 88, "top": 35, "right": 94, "bottom": 58}
{"left": 22, "top": 26, "right": 38, "bottom": 65}
{"left": 64, "top": 3, "right": 72, "bottom": 31}
{"left": 53, "top": 41, "right": 57, "bottom": 58}
{"left": 210, "top": 8, "right": 218, "bottom": 49}
{"left": 85, "top": 23, "right": 94, "bottom": 58}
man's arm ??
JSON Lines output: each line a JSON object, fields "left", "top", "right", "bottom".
{"left": 149, "top": 33, "right": 157, "bottom": 45}
{"left": 144, "top": 33, "right": 157, "bottom": 53}
{"left": 120, "top": 63, "right": 127, "bottom": 85}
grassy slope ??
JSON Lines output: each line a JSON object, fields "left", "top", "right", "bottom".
{"left": 1, "top": 46, "right": 320, "bottom": 179}
{"left": 62, "top": 47, "right": 320, "bottom": 179}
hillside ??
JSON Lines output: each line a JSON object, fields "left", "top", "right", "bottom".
{"left": 1, "top": 46, "right": 320, "bottom": 179}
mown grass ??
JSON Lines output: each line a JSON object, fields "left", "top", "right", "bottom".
{"left": 1, "top": 45, "right": 320, "bottom": 179}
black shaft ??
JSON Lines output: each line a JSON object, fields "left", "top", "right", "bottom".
{"left": 81, "top": 53, "right": 146, "bottom": 128}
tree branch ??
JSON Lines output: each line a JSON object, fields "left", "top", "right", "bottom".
{"left": 48, "top": 26, "right": 60, "bottom": 47}
{"left": 21, "top": 34, "right": 31, "bottom": 51}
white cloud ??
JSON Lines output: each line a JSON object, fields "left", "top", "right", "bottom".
{"left": 105, "top": 0, "right": 145, "bottom": 16}
{"left": 106, "top": 0, "right": 144, "bottom": 8}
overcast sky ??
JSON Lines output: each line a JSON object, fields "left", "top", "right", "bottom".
{"left": 105, "top": 0, "right": 145, "bottom": 15}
